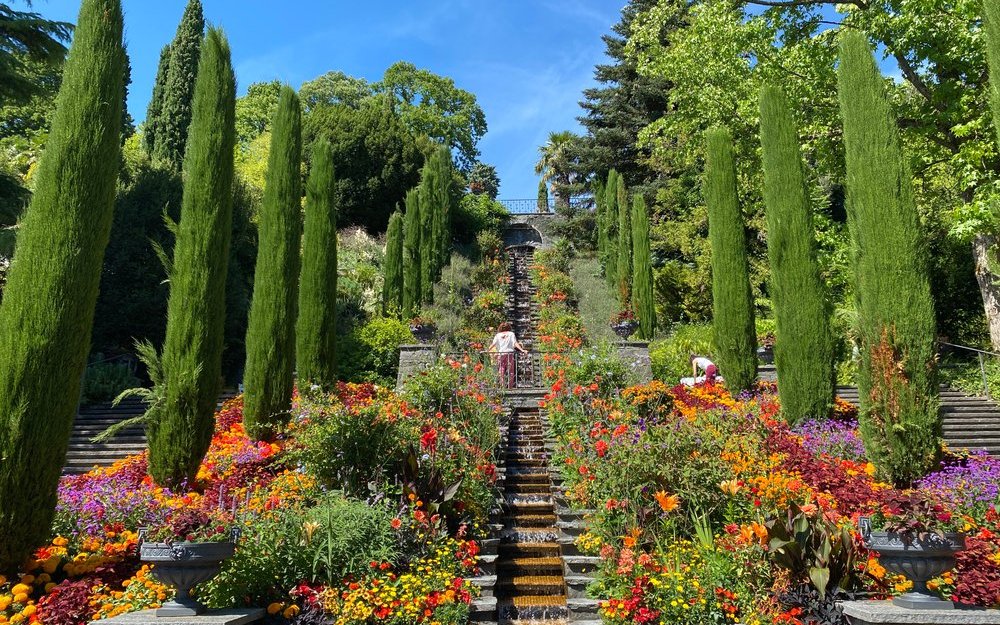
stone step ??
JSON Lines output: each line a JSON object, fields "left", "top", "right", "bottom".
{"left": 498, "top": 557, "right": 564, "bottom": 576}
{"left": 498, "top": 575, "right": 566, "bottom": 595}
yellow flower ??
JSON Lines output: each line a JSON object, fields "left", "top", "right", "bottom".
{"left": 267, "top": 603, "right": 283, "bottom": 615}
{"left": 719, "top": 479, "right": 740, "bottom": 496}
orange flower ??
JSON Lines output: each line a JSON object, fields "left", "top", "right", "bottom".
{"left": 654, "top": 490, "right": 680, "bottom": 513}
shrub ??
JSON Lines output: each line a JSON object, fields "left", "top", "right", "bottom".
{"left": 454, "top": 193, "right": 509, "bottom": 240}
{"left": 650, "top": 323, "right": 714, "bottom": 383}
{"left": 463, "top": 290, "right": 506, "bottom": 333}
{"left": 337, "top": 316, "right": 414, "bottom": 385}
{"left": 81, "top": 362, "right": 140, "bottom": 405}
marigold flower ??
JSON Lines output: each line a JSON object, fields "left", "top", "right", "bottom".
{"left": 654, "top": 491, "right": 680, "bottom": 513}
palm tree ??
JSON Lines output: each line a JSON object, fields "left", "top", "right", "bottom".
{"left": 535, "top": 130, "right": 582, "bottom": 209}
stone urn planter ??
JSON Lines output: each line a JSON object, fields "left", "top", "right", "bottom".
{"left": 611, "top": 320, "right": 639, "bottom": 340}
{"left": 409, "top": 323, "right": 438, "bottom": 344}
{"left": 140, "top": 539, "right": 236, "bottom": 616}
{"left": 757, "top": 345, "right": 774, "bottom": 365}
{"left": 861, "top": 524, "right": 965, "bottom": 610}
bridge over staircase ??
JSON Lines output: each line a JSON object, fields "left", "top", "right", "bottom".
{"left": 836, "top": 386, "right": 1000, "bottom": 456}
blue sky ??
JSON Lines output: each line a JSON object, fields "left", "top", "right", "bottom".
{"left": 26, "top": 0, "right": 623, "bottom": 198}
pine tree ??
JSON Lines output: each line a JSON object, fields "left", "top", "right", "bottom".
{"left": 297, "top": 139, "right": 338, "bottom": 390}
{"left": 143, "top": 44, "right": 170, "bottom": 156}
{"left": 419, "top": 177, "right": 434, "bottom": 305}
{"left": 152, "top": 0, "right": 204, "bottom": 170}
{"left": 705, "top": 127, "right": 757, "bottom": 394}
{"left": 537, "top": 180, "right": 548, "bottom": 212}
{"left": 148, "top": 27, "right": 237, "bottom": 487}
{"left": 403, "top": 189, "right": 422, "bottom": 318}
{"left": 243, "top": 86, "right": 303, "bottom": 440}
{"left": 616, "top": 178, "right": 632, "bottom": 305}
{"left": 383, "top": 210, "right": 405, "bottom": 316}
{"left": 759, "top": 84, "right": 834, "bottom": 424}
{"left": 837, "top": 32, "right": 939, "bottom": 485}
{"left": 986, "top": 0, "right": 1000, "bottom": 145}
{"left": 631, "top": 194, "right": 655, "bottom": 339}
{"left": 0, "top": 0, "right": 125, "bottom": 572}
{"left": 604, "top": 169, "right": 619, "bottom": 286}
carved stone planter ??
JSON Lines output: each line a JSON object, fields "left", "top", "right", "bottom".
{"left": 864, "top": 530, "right": 965, "bottom": 610}
{"left": 610, "top": 321, "right": 638, "bottom": 340}
{"left": 140, "top": 541, "right": 235, "bottom": 616}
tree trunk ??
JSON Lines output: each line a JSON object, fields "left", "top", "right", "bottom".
{"left": 972, "top": 233, "right": 1000, "bottom": 350}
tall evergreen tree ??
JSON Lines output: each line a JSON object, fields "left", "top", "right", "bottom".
{"left": 148, "top": 27, "right": 237, "bottom": 487}
{"left": 143, "top": 44, "right": 170, "bottom": 155}
{"left": 616, "top": 178, "right": 632, "bottom": 305}
{"left": 383, "top": 210, "right": 405, "bottom": 316}
{"left": 402, "top": 189, "right": 422, "bottom": 318}
{"left": 632, "top": 194, "right": 655, "bottom": 339}
{"left": 759, "top": 85, "right": 834, "bottom": 424}
{"left": 297, "top": 139, "right": 338, "bottom": 390}
{"left": 837, "top": 32, "right": 939, "bottom": 485}
{"left": 705, "top": 127, "right": 757, "bottom": 394}
{"left": 243, "top": 87, "right": 303, "bottom": 440}
{"left": 0, "top": 0, "right": 125, "bottom": 572}
{"left": 604, "top": 169, "right": 620, "bottom": 286}
{"left": 152, "top": 0, "right": 204, "bottom": 170}
{"left": 537, "top": 180, "right": 548, "bottom": 212}
{"left": 428, "top": 146, "right": 453, "bottom": 277}
{"left": 419, "top": 180, "right": 434, "bottom": 305}
{"left": 576, "top": 0, "right": 671, "bottom": 187}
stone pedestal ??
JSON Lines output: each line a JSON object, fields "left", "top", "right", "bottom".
{"left": 90, "top": 608, "right": 264, "bottom": 625}
{"left": 615, "top": 341, "right": 653, "bottom": 383}
{"left": 841, "top": 601, "right": 1000, "bottom": 625}
{"left": 396, "top": 344, "right": 438, "bottom": 389}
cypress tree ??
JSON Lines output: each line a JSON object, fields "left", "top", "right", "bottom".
{"left": 243, "top": 87, "right": 303, "bottom": 440}
{"left": 420, "top": 180, "right": 434, "bottom": 305}
{"left": 0, "top": 0, "right": 125, "bottom": 573}
{"left": 705, "top": 127, "right": 757, "bottom": 394}
{"left": 631, "top": 194, "right": 655, "bottom": 339}
{"left": 837, "top": 32, "right": 938, "bottom": 485}
{"left": 537, "top": 180, "right": 548, "bottom": 212}
{"left": 604, "top": 169, "right": 619, "bottom": 287}
{"left": 986, "top": 0, "right": 1000, "bottom": 144}
{"left": 616, "top": 178, "right": 632, "bottom": 305}
{"left": 152, "top": 0, "right": 204, "bottom": 171}
{"left": 403, "top": 189, "right": 422, "bottom": 318}
{"left": 383, "top": 210, "right": 405, "bottom": 316}
{"left": 148, "top": 27, "right": 237, "bottom": 487}
{"left": 759, "top": 85, "right": 834, "bottom": 424}
{"left": 297, "top": 139, "right": 338, "bottom": 390}
{"left": 144, "top": 44, "right": 171, "bottom": 156}
{"left": 430, "top": 146, "right": 453, "bottom": 277}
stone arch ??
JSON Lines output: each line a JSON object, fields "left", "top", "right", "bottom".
{"left": 502, "top": 222, "right": 544, "bottom": 248}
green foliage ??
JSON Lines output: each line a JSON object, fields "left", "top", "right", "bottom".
{"left": 759, "top": 85, "right": 834, "bottom": 423}
{"left": 766, "top": 502, "right": 861, "bottom": 599}
{"left": 537, "top": 179, "right": 548, "bottom": 211}
{"left": 704, "top": 127, "right": 756, "bottom": 393}
{"left": 243, "top": 87, "right": 302, "bottom": 440}
{"left": 402, "top": 189, "right": 422, "bottom": 318}
{"left": 81, "top": 361, "right": 140, "bottom": 406}
{"left": 453, "top": 193, "right": 509, "bottom": 241}
{"left": 837, "top": 32, "right": 939, "bottom": 486}
{"left": 631, "top": 194, "right": 655, "bottom": 339}
{"left": 151, "top": 0, "right": 204, "bottom": 170}
{"left": 303, "top": 496, "right": 400, "bottom": 583}
{"left": 338, "top": 316, "right": 414, "bottom": 385}
{"left": 382, "top": 210, "right": 404, "bottom": 316}
{"left": 0, "top": 0, "right": 125, "bottom": 572}
{"left": 149, "top": 27, "right": 236, "bottom": 488}
{"left": 536, "top": 130, "right": 584, "bottom": 208}
{"left": 464, "top": 290, "right": 507, "bottom": 333}
{"left": 650, "top": 323, "right": 714, "bottom": 383}
{"left": 467, "top": 162, "right": 499, "bottom": 199}
{"left": 303, "top": 95, "right": 422, "bottom": 232}
{"left": 603, "top": 169, "right": 619, "bottom": 286}
{"left": 235, "top": 80, "right": 281, "bottom": 146}
{"left": 419, "top": 168, "right": 435, "bottom": 305}
{"left": 297, "top": 139, "right": 338, "bottom": 389}
{"left": 0, "top": 4, "right": 70, "bottom": 105}
{"left": 143, "top": 45, "right": 170, "bottom": 155}
{"left": 570, "top": 254, "right": 619, "bottom": 343}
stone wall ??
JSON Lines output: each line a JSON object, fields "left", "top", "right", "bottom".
{"left": 396, "top": 344, "right": 438, "bottom": 389}
{"left": 615, "top": 341, "right": 653, "bottom": 383}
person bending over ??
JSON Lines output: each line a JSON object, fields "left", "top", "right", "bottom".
{"left": 690, "top": 353, "right": 718, "bottom": 383}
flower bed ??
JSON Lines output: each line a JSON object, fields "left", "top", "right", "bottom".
{"left": 545, "top": 350, "right": 1000, "bottom": 623}
{"left": 1, "top": 363, "right": 502, "bottom": 625}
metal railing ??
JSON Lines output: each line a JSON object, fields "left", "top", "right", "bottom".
{"left": 938, "top": 340, "right": 1000, "bottom": 399}
{"left": 499, "top": 197, "right": 593, "bottom": 215}
{"left": 442, "top": 350, "right": 542, "bottom": 389}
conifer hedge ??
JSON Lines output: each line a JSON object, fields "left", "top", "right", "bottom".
{"left": 152, "top": 0, "right": 204, "bottom": 170}
{"left": 604, "top": 169, "right": 619, "bottom": 288}
{"left": 403, "top": 189, "right": 422, "bottom": 318}
{"left": 243, "top": 87, "right": 303, "bottom": 440}
{"left": 616, "top": 178, "right": 632, "bottom": 306}
{"left": 148, "top": 27, "right": 237, "bottom": 487}
{"left": 837, "top": 32, "right": 939, "bottom": 485}
{"left": 704, "top": 127, "right": 757, "bottom": 394}
{"left": 631, "top": 194, "right": 655, "bottom": 339}
{"left": 297, "top": 139, "right": 338, "bottom": 391}
{"left": 759, "top": 85, "right": 834, "bottom": 424}
{"left": 0, "top": 0, "right": 126, "bottom": 572}
{"left": 383, "top": 210, "right": 405, "bottom": 316}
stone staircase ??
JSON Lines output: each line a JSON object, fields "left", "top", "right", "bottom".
{"left": 836, "top": 386, "right": 1000, "bottom": 456}
{"left": 64, "top": 391, "right": 238, "bottom": 474}
{"left": 506, "top": 245, "right": 541, "bottom": 388}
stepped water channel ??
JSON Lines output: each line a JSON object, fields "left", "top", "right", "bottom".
{"left": 470, "top": 244, "right": 600, "bottom": 625}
